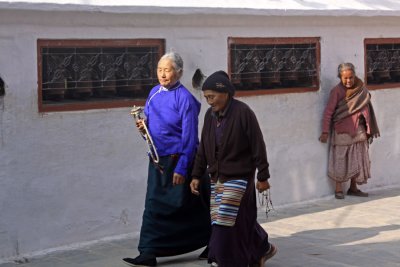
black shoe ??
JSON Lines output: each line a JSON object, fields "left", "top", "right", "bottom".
{"left": 347, "top": 188, "right": 368, "bottom": 197}
{"left": 198, "top": 246, "right": 209, "bottom": 260}
{"left": 123, "top": 254, "right": 157, "bottom": 267}
{"left": 335, "top": 191, "right": 345, "bottom": 199}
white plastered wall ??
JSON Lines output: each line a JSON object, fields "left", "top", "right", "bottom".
{"left": 0, "top": 8, "right": 399, "bottom": 261}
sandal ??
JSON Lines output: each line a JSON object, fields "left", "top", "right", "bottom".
{"left": 250, "top": 244, "right": 277, "bottom": 267}
{"left": 347, "top": 188, "right": 368, "bottom": 197}
{"left": 335, "top": 191, "right": 344, "bottom": 199}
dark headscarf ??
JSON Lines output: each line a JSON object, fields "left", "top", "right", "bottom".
{"left": 201, "top": 70, "right": 235, "bottom": 96}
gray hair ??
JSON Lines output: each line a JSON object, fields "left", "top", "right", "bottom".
{"left": 160, "top": 52, "right": 183, "bottom": 74}
{"left": 337, "top": 63, "right": 356, "bottom": 78}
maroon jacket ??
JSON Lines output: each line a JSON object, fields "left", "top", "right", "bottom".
{"left": 192, "top": 99, "right": 270, "bottom": 183}
{"left": 322, "top": 83, "right": 372, "bottom": 136}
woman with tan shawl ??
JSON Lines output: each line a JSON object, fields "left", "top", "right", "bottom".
{"left": 319, "top": 63, "right": 380, "bottom": 199}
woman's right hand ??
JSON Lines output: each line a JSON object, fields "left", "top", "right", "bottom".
{"left": 136, "top": 119, "right": 146, "bottom": 134}
{"left": 319, "top": 132, "right": 329, "bottom": 143}
{"left": 190, "top": 178, "right": 200, "bottom": 196}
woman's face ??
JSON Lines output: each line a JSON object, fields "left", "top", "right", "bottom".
{"left": 203, "top": 90, "right": 229, "bottom": 113}
{"left": 157, "top": 58, "right": 180, "bottom": 88}
{"left": 340, "top": 69, "right": 355, "bottom": 89}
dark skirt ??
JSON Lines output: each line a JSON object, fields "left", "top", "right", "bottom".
{"left": 138, "top": 155, "right": 211, "bottom": 257}
{"left": 208, "top": 178, "right": 270, "bottom": 267}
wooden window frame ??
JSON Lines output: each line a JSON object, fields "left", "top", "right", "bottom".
{"left": 37, "top": 39, "right": 165, "bottom": 112}
{"left": 228, "top": 37, "right": 321, "bottom": 97}
{"left": 364, "top": 38, "right": 400, "bottom": 90}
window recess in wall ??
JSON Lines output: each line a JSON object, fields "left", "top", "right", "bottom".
{"left": 38, "top": 39, "right": 165, "bottom": 112}
{"left": 228, "top": 37, "right": 320, "bottom": 96}
{"left": 365, "top": 38, "right": 400, "bottom": 90}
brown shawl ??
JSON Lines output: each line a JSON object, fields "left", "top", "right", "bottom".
{"left": 333, "top": 77, "right": 380, "bottom": 138}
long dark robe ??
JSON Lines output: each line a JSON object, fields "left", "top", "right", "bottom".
{"left": 138, "top": 155, "right": 211, "bottom": 256}
{"left": 208, "top": 177, "right": 270, "bottom": 267}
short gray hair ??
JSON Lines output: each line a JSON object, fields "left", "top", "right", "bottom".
{"left": 160, "top": 52, "right": 183, "bottom": 73}
{"left": 337, "top": 63, "right": 356, "bottom": 78}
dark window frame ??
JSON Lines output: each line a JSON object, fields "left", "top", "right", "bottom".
{"left": 364, "top": 38, "right": 400, "bottom": 90}
{"left": 37, "top": 39, "right": 165, "bottom": 112}
{"left": 228, "top": 37, "right": 321, "bottom": 97}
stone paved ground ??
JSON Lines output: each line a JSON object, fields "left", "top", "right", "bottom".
{"left": 1, "top": 186, "right": 399, "bottom": 267}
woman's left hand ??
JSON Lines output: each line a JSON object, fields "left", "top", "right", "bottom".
{"left": 173, "top": 173, "right": 185, "bottom": 186}
{"left": 256, "top": 180, "right": 270, "bottom": 193}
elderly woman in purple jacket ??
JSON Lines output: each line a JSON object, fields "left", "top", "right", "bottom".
{"left": 319, "top": 63, "right": 380, "bottom": 199}
{"left": 123, "top": 52, "right": 210, "bottom": 267}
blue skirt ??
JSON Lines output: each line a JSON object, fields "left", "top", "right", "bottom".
{"left": 138, "top": 155, "right": 211, "bottom": 256}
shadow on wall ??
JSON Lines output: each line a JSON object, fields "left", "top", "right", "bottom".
{"left": 1, "top": 75, "right": 4, "bottom": 148}
{"left": 0, "top": 76, "right": 4, "bottom": 97}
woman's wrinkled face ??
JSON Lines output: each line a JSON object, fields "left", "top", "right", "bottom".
{"left": 203, "top": 90, "right": 229, "bottom": 113}
{"left": 157, "top": 58, "right": 180, "bottom": 88}
{"left": 340, "top": 69, "right": 355, "bottom": 89}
